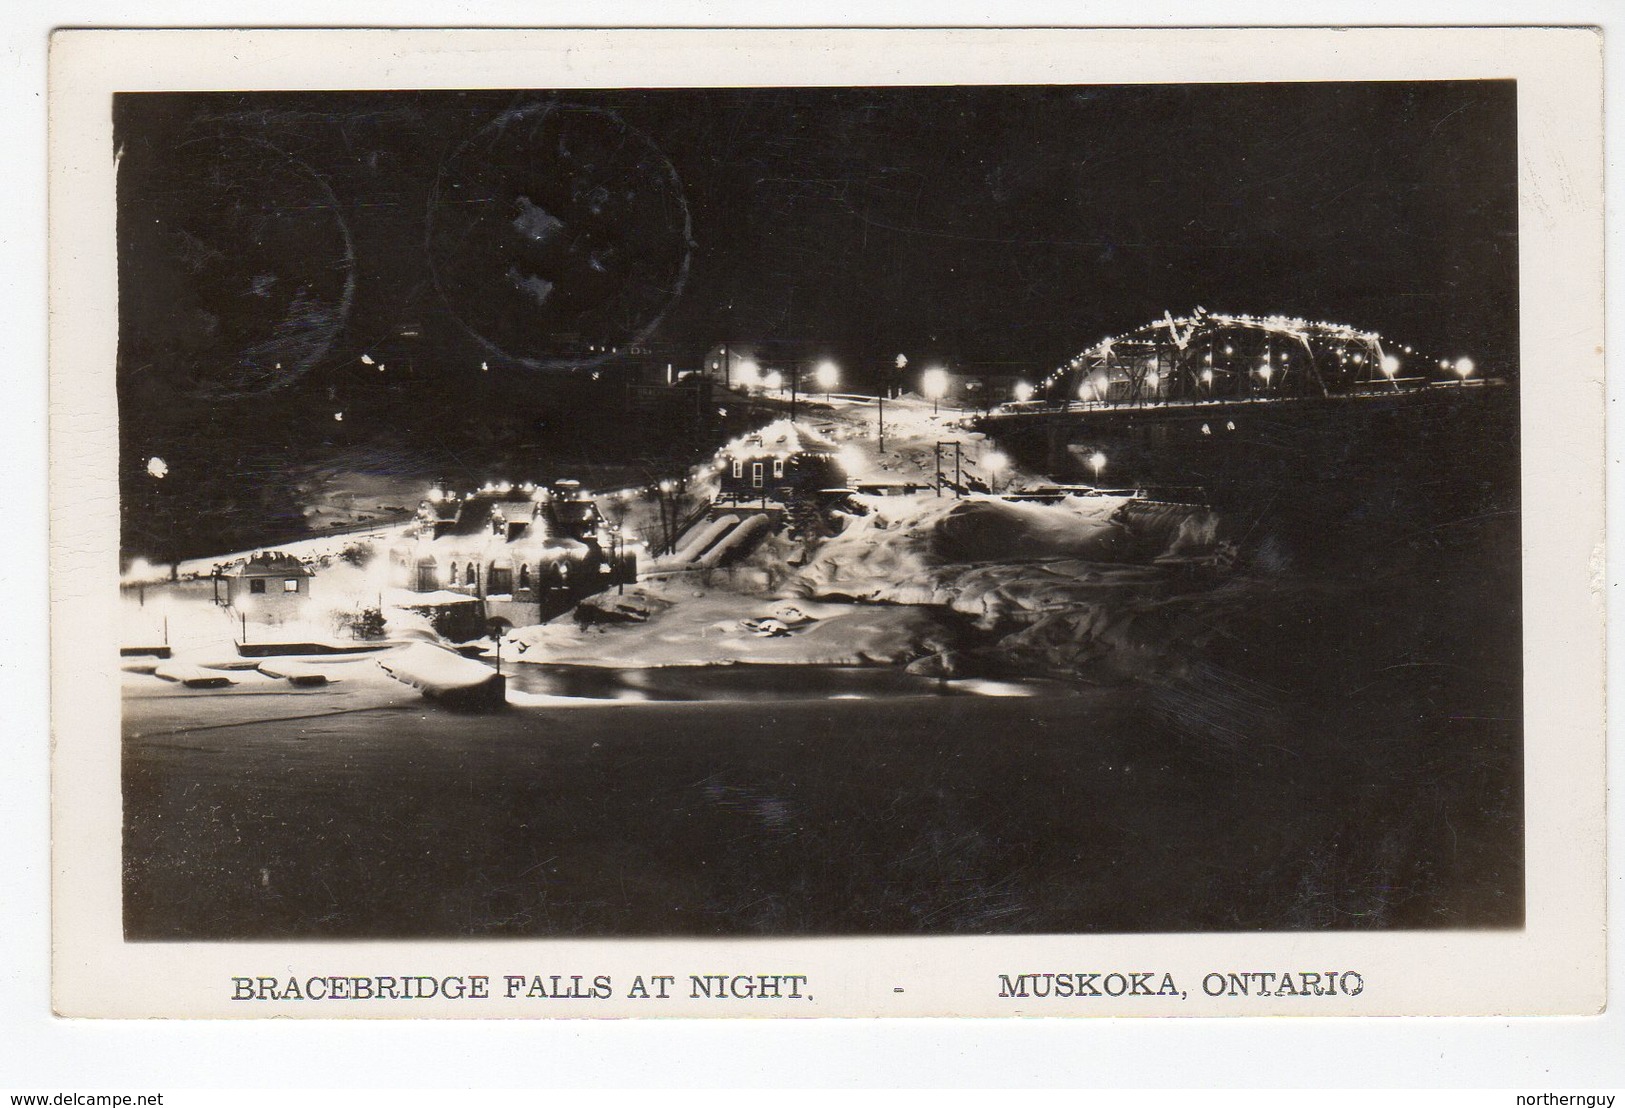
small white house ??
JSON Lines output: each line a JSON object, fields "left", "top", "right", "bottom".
{"left": 224, "top": 551, "right": 313, "bottom": 624}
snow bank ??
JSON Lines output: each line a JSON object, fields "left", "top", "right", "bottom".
{"left": 377, "top": 643, "right": 506, "bottom": 709}
{"left": 256, "top": 659, "right": 334, "bottom": 686}
{"left": 153, "top": 663, "right": 235, "bottom": 689}
{"left": 792, "top": 494, "right": 1133, "bottom": 606}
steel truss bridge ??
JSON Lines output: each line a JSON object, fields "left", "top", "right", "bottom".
{"left": 1033, "top": 310, "right": 1449, "bottom": 407}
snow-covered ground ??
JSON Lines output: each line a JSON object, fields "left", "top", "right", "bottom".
{"left": 493, "top": 392, "right": 1233, "bottom": 682}
{"left": 123, "top": 387, "right": 1232, "bottom": 695}
{"left": 123, "top": 522, "right": 410, "bottom": 584}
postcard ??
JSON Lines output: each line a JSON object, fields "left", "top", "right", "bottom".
{"left": 48, "top": 26, "right": 1605, "bottom": 1017}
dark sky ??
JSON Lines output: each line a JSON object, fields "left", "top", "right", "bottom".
{"left": 114, "top": 81, "right": 1518, "bottom": 551}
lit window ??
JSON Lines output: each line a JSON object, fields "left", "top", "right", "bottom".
{"left": 772, "top": 459, "right": 785, "bottom": 479}
{"left": 284, "top": 578, "right": 301, "bottom": 593}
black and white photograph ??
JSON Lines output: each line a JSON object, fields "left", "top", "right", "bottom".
{"left": 111, "top": 76, "right": 1526, "bottom": 942}
{"left": 40, "top": 25, "right": 1607, "bottom": 1028}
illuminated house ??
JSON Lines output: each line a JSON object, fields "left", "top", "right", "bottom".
{"left": 223, "top": 552, "right": 313, "bottom": 625}
{"left": 716, "top": 421, "right": 847, "bottom": 505}
{"left": 390, "top": 480, "right": 637, "bottom": 637}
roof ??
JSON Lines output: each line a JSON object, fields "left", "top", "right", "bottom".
{"left": 229, "top": 551, "right": 312, "bottom": 577}
{"left": 447, "top": 493, "right": 536, "bottom": 537}
{"left": 728, "top": 419, "right": 838, "bottom": 458}
{"left": 495, "top": 501, "right": 537, "bottom": 524}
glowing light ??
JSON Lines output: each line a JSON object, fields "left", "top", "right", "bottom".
{"left": 1454, "top": 357, "right": 1475, "bottom": 380}
{"left": 762, "top": 370, "right": 784, "bottom": 391}
{"left": 1381, "top": 354, "right": 1401, "bottom": 377}
{"left": 737, "top": 359, "right": 761, "bottom": 386}
{"left": 481, "top": 361, "right": 489, "bottom": 372}
{"left": 333, "top": 411, "right": 344, "bottom": 421}
{"left": 921, "top": 368, "right": 949, "bottom": 401}
{"left": 1013, "top": 381, "right": 1035, "bottom": 403}
{"left": 360, "top": 354, "right": 374, "bottom": 365}
{"left": 814, "top": 361, "right": 840, "bottom": 391}
{"left": 428, "top": 487, "right": 445, "bottom": 502}
{"left": 1145, "top": 372, "right": 1159, "bottom": 388}
{"left": 146, "top": 456, "right": 168, "bottom": 479}
{"left": 1258, "top": 365, "right": 1273, "bottom": 384}
{"left": 1088, "top": 451, "right": 1107, "bottom": 480}
{"left": 984, "top": 450, "right": 1009, "bottom": 474}
{"left": 1200, "top": 368, "right": 1214, "bottom": 385}
{"left": 895, "top": 354, "right": 908, "bottom": 370}
{"left": 658, "top": 479, "right": 675, "bottom": 494}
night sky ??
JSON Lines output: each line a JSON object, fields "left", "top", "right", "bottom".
{"left": 114, "top": 81, "right": 1518, "bottom": 555}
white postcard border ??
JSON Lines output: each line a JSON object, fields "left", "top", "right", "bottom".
{"left": 47, "top": 26, "right": 1606, "bottom": 1020}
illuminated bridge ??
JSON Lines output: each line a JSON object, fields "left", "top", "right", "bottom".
{"left": 1029, "top": 309, "right": 1478, "bottom": 406}
{"left": 977, "top": 309, "right": 1514, "bottom": 505}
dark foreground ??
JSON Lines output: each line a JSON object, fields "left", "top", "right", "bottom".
{"left": 125, "top": 634, "right": 1520, "bottom": 939}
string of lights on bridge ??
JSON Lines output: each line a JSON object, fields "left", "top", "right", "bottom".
{"left": 1035, "top": 310, "right": 1478, "bottom": 400}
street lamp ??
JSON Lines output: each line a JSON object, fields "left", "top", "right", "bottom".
{"left": 1088, "top": 451, "right": 1107, "bottom": 485}
{"left": 145, "top": 455, "right": 176, "bottom": 580}
{"left": 984, "top": 449, "right": 1009, "bottom": 492}
{"left": 814, "top": 360, "right": 839, "bottom": 400}
{"left": 922, "top": 367, "right": 949, "bottom": 414}
{"left": 1013, "top": 380, "right": 1034, "bottom": 403}
{"left": 1381, "top": 354, "right": 1401, "bottom": 378}
{"left": 1454, "top": 356, "right": 1474, "bottom": 385}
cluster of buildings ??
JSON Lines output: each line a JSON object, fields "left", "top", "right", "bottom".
{"left": 389, "top": 480, "right": 639, "bottom": 637}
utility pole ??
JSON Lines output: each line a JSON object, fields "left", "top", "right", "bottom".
{"left": 877, "top": 395, "right": 885, "bottom": 454}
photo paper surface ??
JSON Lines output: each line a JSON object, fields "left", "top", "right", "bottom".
{"left": 49, "top": 27, "right": 1605, "bottom": 1017}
